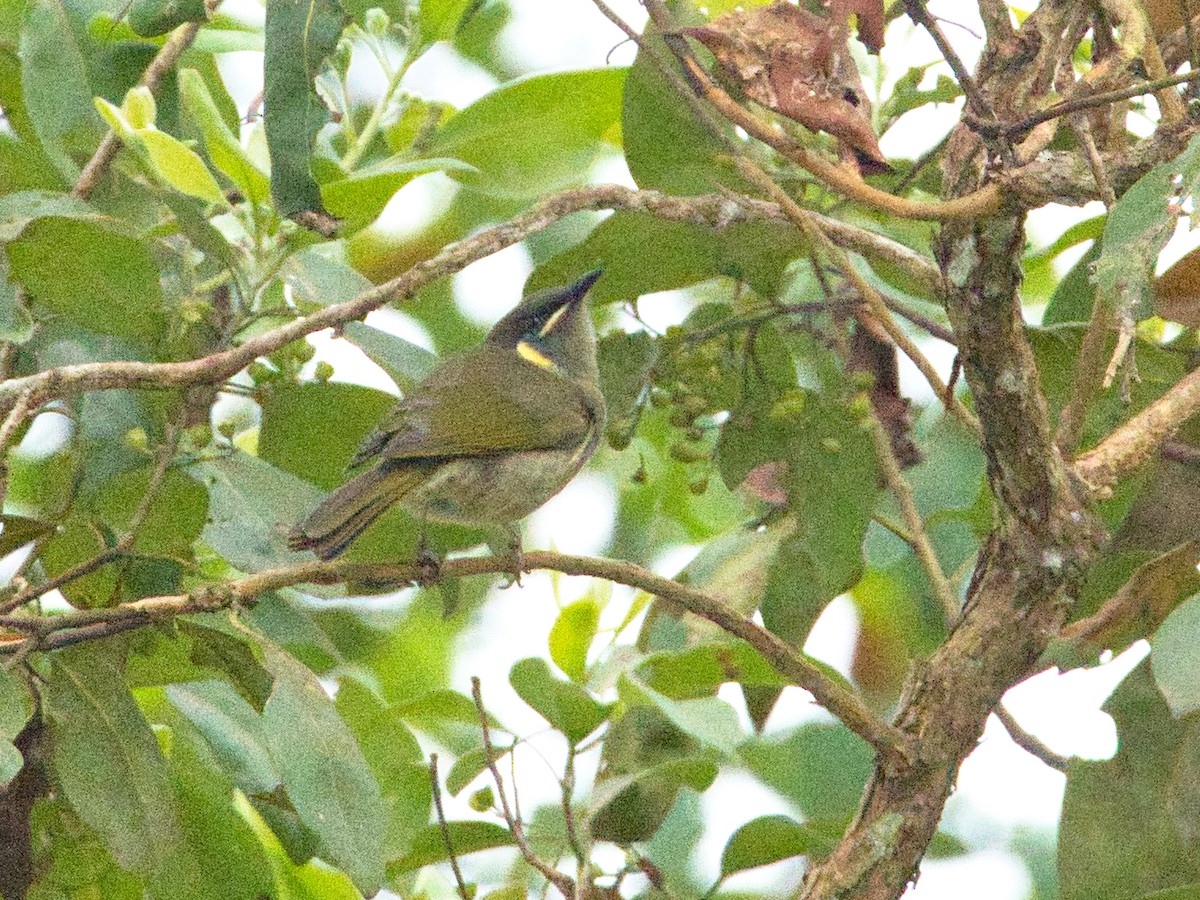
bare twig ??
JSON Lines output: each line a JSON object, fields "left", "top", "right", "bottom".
{"left": 74, "top": 0, "right": 221, "bottom": 199}
{"left": 472, "top": 677, "right": 576, "bottom": 897}
{"left": 1074, "top": 364, "right": 1200, "bottom": 489}
{"left": 903, "top": 0, "right": 999, "bottom": 128}
{"left": 993, "top": 704, "right": 1072, "bottom": 772}
{"left": 429, "top": 755, "right": 472, "bottom": 900}
{"left": 869, "top": 418, "right": 961, "bottom": 625}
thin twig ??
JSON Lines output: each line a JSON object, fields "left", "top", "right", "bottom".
{"left": 903, "top": 0, "right": 999, "bottom": 128}
{"left": 993, "top": 704, "right": 1072, "bottom": 772}
{"left": 429, "top": 754, "right": 472, "bottom": 900}
{"left": 0, "top": 390, "right": 36, "bottom": 510}
{"left": 869, "top": 418, "right": 961, "bottom": 625}
{"left": 472, "top": 677, "right": 576, "bottom": 897}
{"left": 74, "top": 0, "right": 221, "bottom": 199}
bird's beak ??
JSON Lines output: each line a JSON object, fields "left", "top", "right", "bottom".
{"left": 539, "top": 269, "right": 603, "bottom": 337}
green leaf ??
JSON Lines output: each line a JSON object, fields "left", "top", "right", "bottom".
{"left": 548, "top": 598, "right": 600, "bottom": 681}
{"left": 43, "top": 644, "right": 182, "bottom": 876}
{"left": 128, "top": 0, "right": 206, "bottom": 37}
{"left": 622, "top": 29, "right": 741, "bottom": 196}
{"left": 259, "top": 382, "right": 397, "bottom": 489}
{"left": 263, "top": 0, "right": 348, "bottom": 216}
{"left": 334, "top": 677, "right": 432, "bottom": 858}
{"left": 180, "top": 68, "right": 271, "bottom": 203}
{"left": 417, "top": 0, "right": 482, "bottom": 46}
{"left": 0, "top": 666, "right": 32, "bottom": 788}
{"left": 1152, "top": 593, "right": 1200, "bottom": 717}
{"left": 192, "top": 452, "right": 325, "bottom": 572}
{"left": 389, "top": 820, "right": 515, "bottom": 873}
{"left": 38, "top": 515, "right": 119, "bottom": 609}
{"left": 445, "top": 744, "right": 509, "bottom": 796}
{"left": 138, "top": 129, "right": 228, "bottom": 204}
{"left": 20, "top": 0, "right": 101, "bottom": 180}
{"left": 0, "top": 260, "right": 34, "bottom": 344}
{"left": 261, "top": 641, "right": 386, "bottom": 894}
{"left": 720, "top": 814, "right": 828, "bottom": 876}
{"left": 1093, "top": 131, "right": 1200, "bottom": 323}
{"left": 510, "top": 657, "right": 609, "bottom": 744}
{"left": 619, "top": 675, "right": 743, "bottom": 755}
{"left": 322, "top": 156, "right": 475, "bottom": 230}
{"left": 0, "top": 189, "right": 96, "bottom": 241}
{"left": 8, "top": 217, "right": 166, "bottom": 344}
{"left": 87, "top": 465, "right": 208, "bottom": 558}
{"left": 343, "top": 321, "right": 438, "bottom": 390}
{"left": 1060, "top": 662, "right": 1200, "bottom": 900}
{"left": 637, "top": 642, "right": 785, "bottom": 699}
{"left": 423, "top": 68, "right": 625, "bottom": 198}
{"left": 166, "top": 679, "right": 280, "bottom": 795}
{"left": 590, "top": 755, "right": 718, "bottom": 844}
{"left": 741, "top": 723, "right": 873, "bottom": 822}
{"left": 529, "top": 211, "right": 806, "bottom": 302}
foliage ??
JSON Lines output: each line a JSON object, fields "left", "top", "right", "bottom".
{"left": 1, "top": 2, "right": 1200, "bottom": 900}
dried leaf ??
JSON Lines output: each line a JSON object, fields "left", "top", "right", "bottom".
{"left": 848, "top": 323, "right": 920, "bottom": 468}
{"left": 1155, "top": 246, "right": 1200, "bottom": 327}
{"left": 685, "top": 1, "right": 888, "bottom": 173}
{"left": 829, "top": 0, "right": 885, "bottom": 53}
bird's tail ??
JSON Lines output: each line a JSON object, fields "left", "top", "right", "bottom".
{"left": 288, "top": 462, "right": 430, "bottom": 560}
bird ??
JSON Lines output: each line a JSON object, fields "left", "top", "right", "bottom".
{"left": 288, "top": 269, "right": 606, "bottom": 561}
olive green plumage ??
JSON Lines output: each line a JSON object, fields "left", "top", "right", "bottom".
{"left": 289, "top": 269, "right": 606, "bottom": 560}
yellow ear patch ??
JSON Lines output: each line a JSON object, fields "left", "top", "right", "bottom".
{"left": 517, "top": 340, "right": 560, "bottom": 372}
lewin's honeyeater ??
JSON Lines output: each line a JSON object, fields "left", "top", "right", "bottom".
{"left": 289, "top": 269, "right": 606, "bottom": 560}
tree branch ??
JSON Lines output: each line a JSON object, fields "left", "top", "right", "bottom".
{"left": 0, "top": 185, "right": 943, "bottom": 416}
{"left": 0, "top": 550, "right": 912, "bottom": 763}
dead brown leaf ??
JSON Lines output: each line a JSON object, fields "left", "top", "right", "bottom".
{"left": 685, "top": 1, "right": 890, "bottom": 174}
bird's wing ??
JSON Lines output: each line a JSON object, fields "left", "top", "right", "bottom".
{"left": 350, "top": 346, "right": 598, "bottom": 467}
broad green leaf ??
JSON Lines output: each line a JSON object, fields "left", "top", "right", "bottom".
{"left": 1152, "top": 592, "right": 1200, "bottom": 717}
{"left": 322, "top": 156, "right": 475, "bottom": 230}
{"left": 129, "top": 0, "right": 206, "bottom": 36}
{"left": 281, "top": 245, "right": 373, "bottom": 305}
{"left": 0, "top": 189, "right": 95, "bottom": 241}
{"left": 619, "top": 675, "right": 743, "bottom": 755}
{"left": 20, "top": 0, "right": 101, "bottom": 180}
{"left": 0, "top": 666, "right": 32, "bottom": 787}
{"left": 417, "top": 0, "right": 482, "bottom": 45}
{"left": 389, "top": 820, "right": 514, "bottom": 873}
{"left": 192, "top": 452, "right": 325, "bottom": 572}
{"left": 548, "top": 598, "right": 601, "bottom": 681}
{"left": 1093, "top": 131, "right": 1200, "bottom": 323}
{"left": 26, "top": 798, "right": 146, "bottom": 899}
{"left": 622, "top": 29, "right": 742, "bottom": 196}
{"left": 0, "top": 513, "right": 55, "bottom": 557}
{"left": 258, "top": 382, "right": 396, "bottom": 488}
{"left": 343, "top": 321, "right": 438, "bottom": 390}
{"left": 335, "top": 677, "right": 432, "bottom": 858}
{"left": 235, "top": 793, "right": 365, "bottom": 900}
{"left": 445, "top": 744, "right": 510, "bottom": 796}
{"left": 720, "top": 814, "right": 829, "bottom": 877}
{"left": 528, "top": 211, "right": 807, "bottom": 303}
{"left": 1060, "top": 662, "right": 1200, "bottom": 900}
{"left": 87, "top": 465, "right": 208, "bottom": 558}
{"left": 180, "top": 68, "right": 271, "bottom": 203}
{"left": 741, "top": 723, "right": 873, "bottom": 822}
{"left": 261, "top": 641, "right": 386, "bottom": 894}
{"left": 590, "top": 755, "right": 718, "bottom": 844}
{"left": 139, "top": 129, "right": 227, "bottom": 203}
{"left": 37, "top": 514, "right": 119, "bottom": 609}
{"left": 877, "top": 66, "right": 962, "bottom": 132}
{"left": 43, "top": 644, "right": 182, "bottom": 876}
{"left": 263, "top": 0, "right": 348, "bottom": 216}
{"left": 422, "top": 68, "right": 625, "bottom": 198}
{"left": 8, "top": 217, "right": 166, "bottom": 344}
{"left": 596, "top": 330, "right": 658, "bottom": 443}
{"left": 637, "top": 642, "right": 784, "bottom": 699}
{"left": 166, "top": 680, "right": 280, "bottom": 795}
{"left": 510, "top": 657, "right": 609, "bottom": 744}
